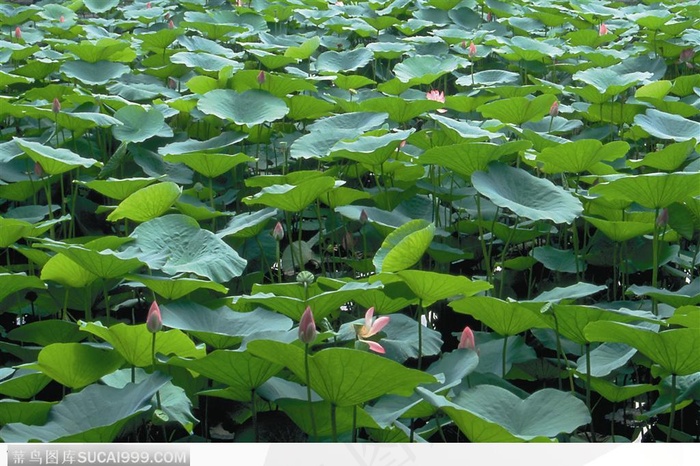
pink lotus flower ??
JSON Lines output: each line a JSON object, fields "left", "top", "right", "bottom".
{"left": 52, "top": 98, "right": 61, "bottom": 114}
{"left": 426, "top": 89, "right": 447, "bottom": 113}
{"left": 272, "top": 221, "right": 284, "bottom": 241}
{"left": 147, "top": 301, "right": 163, "bottom": 333}
{"left": 656, "top": 208, "right": 668, "bottom": 227}
{"left": 59, "top": 15, "right": 65, "bottom": 23}
{"left": 355, "top": 307, "right": 390, "bottom": 354}
{"left": 168, "top": 19, "right": 174, "bottom": 29}
{"left": 34, "top": 162, "right": 44, "bottom": 178}
{"left": 468, "top": 41, "right": 477, "bottom": 59}
{"left": 14, "top": 27, "right": 21, "bottom": 40}
{"left": 599, "top": 23, "right": 608, "bottom": 35}
{"left": 146, "top": 2, "right": 152, "bottom": 8}
{"left": 257, "top": 70, "right": 266, "bottom": 85}
{"left": 299, "top": 306, "right": 317, "bottom": 344}
{"left": 549, "top": 100, "right": 559, "bottom": 118}
{"left": 680, "top": 48, "right": 695, "bottom": 68}
{"left": 458, "top": 326, "right": 476, "bottom": 350}
{"left": 487, "top": 12, "right": 492, "bottom": 22}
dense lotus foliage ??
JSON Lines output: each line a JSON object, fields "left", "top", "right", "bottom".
{"left": 1, "top": 0, "right": 699, "bottom": 443}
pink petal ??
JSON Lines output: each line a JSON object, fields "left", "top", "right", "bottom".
{"left": 369, "top": 316, "right": 390, "bottom": 336}
{"left": 364, "top": 307, "right": 375, "bottom": 329}
{"left": 365, "top": 340, "right": 385, "bottom": 354}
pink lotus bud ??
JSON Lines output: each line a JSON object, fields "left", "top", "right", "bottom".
{"left": 487, "top": 12, "right": 492, "bottom": 22}
{"left": 168, "top": 19, "right": 174, "bottom": 29}
{"left": 34, "top": 162, "right": 44, "bottom": 178}
{"left": 272, "top": 221, "right": 284, "bottom": 241}
{"left": 14, "top": 27, "right": 21, "bottom": 40}
{"left": 549, "top": 100, "right": 559, "bottom": 118}
{"left": 298, "top": 306, "right": 317, "bottom": 344}
{"left": 52, "top": 98, "right": 61, "bottom": 114}
{"left": 257, "top": 70, "right": 265, "bottom": 85}
{"left": 399, "top": 140, "right": 406, "bottom": 149}
{"left": 458, "top": 326, "right": 476, "bottom": 350}
{"left": 599, "top": 23, "right": 608, "bottom": 35}
{"left": 460, "top": 40, "right": 467, "bottom": 49}
{"left": 147, "top": 301, "right": 163, "bottom": 333}
{"left": 146, "top": 2, "right": 152, "bottom": 8}
{"left": 342, "top": 231, "right": 354, "bottom": 251}
{"left": 59, "top": 15, "right": 65, "bottom": 23}
{"left": 680, "top": 48, "right": 695, "bottom": 68}
{"left": 656, "top": 208, "right": 668, "bottom": 227}
{"left": 468, "top": 41, "right": 477, "bottom": 59}
{"left": 359, "top": 209, "right": 369, "bottom": 224}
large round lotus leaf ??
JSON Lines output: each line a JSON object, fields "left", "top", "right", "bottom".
{"left": 112, "top": 105, "right": 170, "bottom": 143}
{"left": 0, "top": 400, "right": 52, "bottom": 427}
{"left": 583, "top": 216, "right": 653, "bottom": 242}
{"left": 83, "top": 0, "right": 119, "bottom": 13}
{"left": 0, "top": 372, "right": 169, "bottom": 443}
{"left": 0, "top": 273, "right": 46, "bottom": 302}
{"left": 0, "top": 218, "right": 33, "bottom": 248}
{"left": 330, "top": 130, "right": 414, "bottom": 166}
{"left": 167, "top": 350, "right": 282, "bottom": 401}
{"left": 242, "top": 176, "right": 336, "bottom": 212}
{"left": 456, "top": 69, "right": 520, "bottom": 87}
{"left": 158, "top": 132, "right": 247, "bottom": 156}
{"left": 61, "top": 38, "right": 132, "bottom": 63}
{"left": 41, "top": 252, "right": 97, "bottom": 288}
{"left": 247, "top": 342, "right": 435, "bottom": 407}
{"left": 585, "top": 322, "right": 700, "bottom": 376}
{"left": 633, "top": 109, "right": 700, "bottom": 142}
{"left": 373, "top": 219, "right": 435, "bottom": 273}
{"left": 33, "top": 343, "right": 124, "bottom": 390}
{"left": 163, "top": 152, "right": 254, "bottom": 178}
{"left": 127, "top": 274, "right": 228, "bottom": 300}
{"left": 532, "top": 246, "right": 586, "bottom": 274}
{"left": 197, "top": 89, "right": 289, "bottom": 126}
{"left": 81, "top": 177, "right": 156, "bottom": 201}
{"left": 107, "top": 182, "right": 181, "bottom": 223}
{"left": 216, "top": 208, "right": 278, "bottom": 239}
{"left": 509, "top": 36, "right": 564, "bottom": 61}
{"left": 60, "top": 60, "right": 129, "bottom": 85}
{"left": 471, "top": 162, "right": 583, "bottom": 224}
{"left": 0, "top": 369, "right": 50, "bottom": 400}
{"left": 80, "top": 322, "right": 205, "bottom": 368}
{"left": 418, "top": 140, "right": 531, "bottom": 177}
{"left": 537, "top": 140, "right": 629, "bottom": 174}
{"left": 6, "top": 319, "right": 84, "bottom": 346}
{"left": 316, "top": 48, "right": 373, "bottom": 73}
{"left": 358, "top": 97, "right": 442, "bottom": 123}
{"left": 35, "top": 239, "right": 143, "bottom": 279}
{"left": 626, "top": 139, "right": 696, "bottom": 171}
{"left": 590, "top": 172, "right": 700, "bottom": 209}
{"left": 126, "top": 214, "right": 246, "bottom": 282}
{"left": 576, "top": 343, "right": 638, "bottom": 379}
{"left": 15, "top": 139, "right": 100, "bottom": 175}
{"left": 476, "top": 94, "right": 557, "bottom": 125}
{"left": 572, "top": 68, "right": 652, "bottom": 96}
{"left": 394, "top": 270, "right": 492, "bottom": 307}
{"left": 627, "top": 278, "right": 700, "bottom": 308}
{"left": 417, "top": 385, "right": 590, "bottom": 442}
{"left": 393, "top": 54, "right": 465, "bottom": 85}
{"left": 284, "top": 36, "right": 321, "bottom": 60}
{"left": 450, "top": 296, "right": 547, "bottom": 336}
{"left": 170, "top": 52, "right": 244, "bottom": 73}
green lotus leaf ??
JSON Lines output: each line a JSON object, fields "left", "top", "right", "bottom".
{"left": 529, "top": 282, "right": 607, "bottom": 304}
{"left": 60, "top": 61, "right": 129, "bottom": 85}
{"left": 243, "top": 177, "right": 336, "bottom": 212}
{"left": 450, "top": 296, "right": 547, "bottom": 336}
{"left": 125, "top": 214, "right": 246, "bottom": 282}
{"left": 634, "top": 109, "right": 700, "bottom": 142}
{"left": 216, "top": 208, "right": 277, "bottom": 239}
{"left": 6, "top": 320, "right": 84, "bottom": 346}
{"left": 590, "top": 172, "right": 700, "bottom": 209}
{"left": 509, "top": 36, "right": 564, "bottom": 61}
{"left": 316, "top": 48, "right": 373, "bottom": 73}
{"left": 626, "top": 139, "right": 696, "bottom": 172}
{"left": 418, "top": 385, "right": 590, "bottom": 442}
{"left": 373, "top": 219, "right": 435, "bottom": 273}
{"left": 112, "top": 105, "right": 171, "bottom": 143}
{"left": 573, "top": 68, "right": 651, "bottom": 96}
{"left": 163, "top": 152, "right": 254, "bottom": 178}
{"left": 532, "top": 246, "right": 586, "bottom": 274}
{"left": 60, "top": 38, "right": 132, "bottom": 63}
{"left": 284, "top": 36, "right": 321, "bottom": 59}
{"left": 393, "top": 54, "right": 465, "bottom": 85}
{"left": 0, "top": 217, "right": 33, "bottom": 248}
{"left": 330, "top": 130, "right": 414, "bottom": 166}
{"left": 667, "top": 306, "right": 700, "bottom": 329}
{"left": 15, "top": 139, "right": 100, "bottom": 175}
{"left": 107, "top": 181, "right": 181, "bottom": 223}
{"left": 476, "top": 94, "right": 557, "bottom": 125}
{"left": 0, "top": 369, "right": 51, "bottom": 400}
{"left": 31, "top": 343, "right": 124, "bottom": 390}
{"left": 0, "top": 400, "right": 53, "bottom": 426}
{"left": 583, "top": 216, "right": 654, "bottom": 242}
{"left": 170, "top": 52, "right": 244, "bottom": 73}
{"left": 80, "top": 177, "right": 157, "bottom": 201}
{"left": 358, "top": 97, "right": 442, "bottom": 123}
{"left": 83, "top": 0, "right": 119, "bottom": 13}
{"left": 277, "top": 400, "right": 380, "bottom": 438}
{"left": 80, "top": 322, "right": 204, "bottom": 368}
{"left": 537, "top": 140, "right": 629, "bottom": 174}
{"left": 429, "top": 114, "right": 503, "bottom": 142}
{"left": 472, "top": 162, "right": 583, "bottom": 224}
{"left": 197, "top": 89, "right": 289, "bottom": 126}
{"left": 158, "top": 132, "right": 246, "bottom": 156}
{"left": 247, "top": 342, "right": 436, "bottom": 406}
{"left": 576, "top": 343, "right": 638, "bottom": 378}
{"left": 626, "top": 278, "right": 700, "bottom": 308}
{"left": 230, "top": 70, "right": 318, "bottom": 97}
{"left": 418, "top": 140, "right": 531, "bottom": 177}
{"left": 0, "top": 372, "right": 170, "bottom": 442}
{"left": 167, "top": 350, "right": 282, "bottom": 402}
{"left": 127, "top": 274, "right": 228, "bottom": 300}
{"left": 456, "top": 69, "right": 520, "bottom": 87}
{"left": 0, "top": 273, "right": 46, "bottom": 302}
{"left": 585, "top": 322, "right": 700, "bottom": 376}
{"left": 393, "top": 270, "right": 491, "bottom": 307}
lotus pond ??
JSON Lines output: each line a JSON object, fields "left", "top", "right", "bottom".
{"left": 1, "top": 0, "right": 700, "bottom": 444}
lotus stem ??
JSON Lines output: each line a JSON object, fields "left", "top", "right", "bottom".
{"left": 502, "top": 334, "right": 508, "bottom": 378}
{"left": 668, "top": 373, "right": 677, "bottom": 442}
{"left": 586, "top": 342, "right": 595, "bottom": 441}
{"left": 304, "top": 344, "right": 317, "bottom": 441}
{"left": 251, "top": 389, "right": 259, "bottom": 442}
{"left": 330, "top": 403, "right": 337, "bottom": 442}
{"left": 652, "top": 207, "right": 660, "bottom": 315}
{"left": 417, "top": 302, "right": 424, "bottom": 370}
{"left": 352, "top": 405, "right": 357, "bottom": 443}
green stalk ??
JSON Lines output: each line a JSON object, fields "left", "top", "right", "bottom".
{"left": 586, "top": 342, "right": 595, "bottom": 441}
{"left": 352, "top": 406, "right": 357, "bottom": 443}
{"left": 667, "top": 374, "right": 677, "bottom": 443}
{"left": 275, "top": 239, "right": 282, "bottom": 283}
{"left": 330, "top": 403, "right": 337, "bottom": 442}
{"left": 502, "top": 334, "right": 508, "bottom": 378}
{"left": 251, "top": 389, "right": 259, "bottom": 442}
{"left": 652, "top": 207, "right": 660, "bottom": 315}
{"left": 304, "top": 344, "right": 317, "bottom": 441}
{"left": 417, "top": 301, "right": 424, "bottom": 370}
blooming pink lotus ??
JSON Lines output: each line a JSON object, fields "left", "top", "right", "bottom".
{"left": 458, "top": 326, "right": 476, "bottom": 350}
{"left": 299, "top": 306, "right": 317, "bottom": 344}
{"left": 355, "top": 307, "right": 390, "bottom": 354}
{"left": 426, "top": 89, "right": 447, "bottom": 113}
{"left": 147, "top": 301, "right": 163, "bottom": 333}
